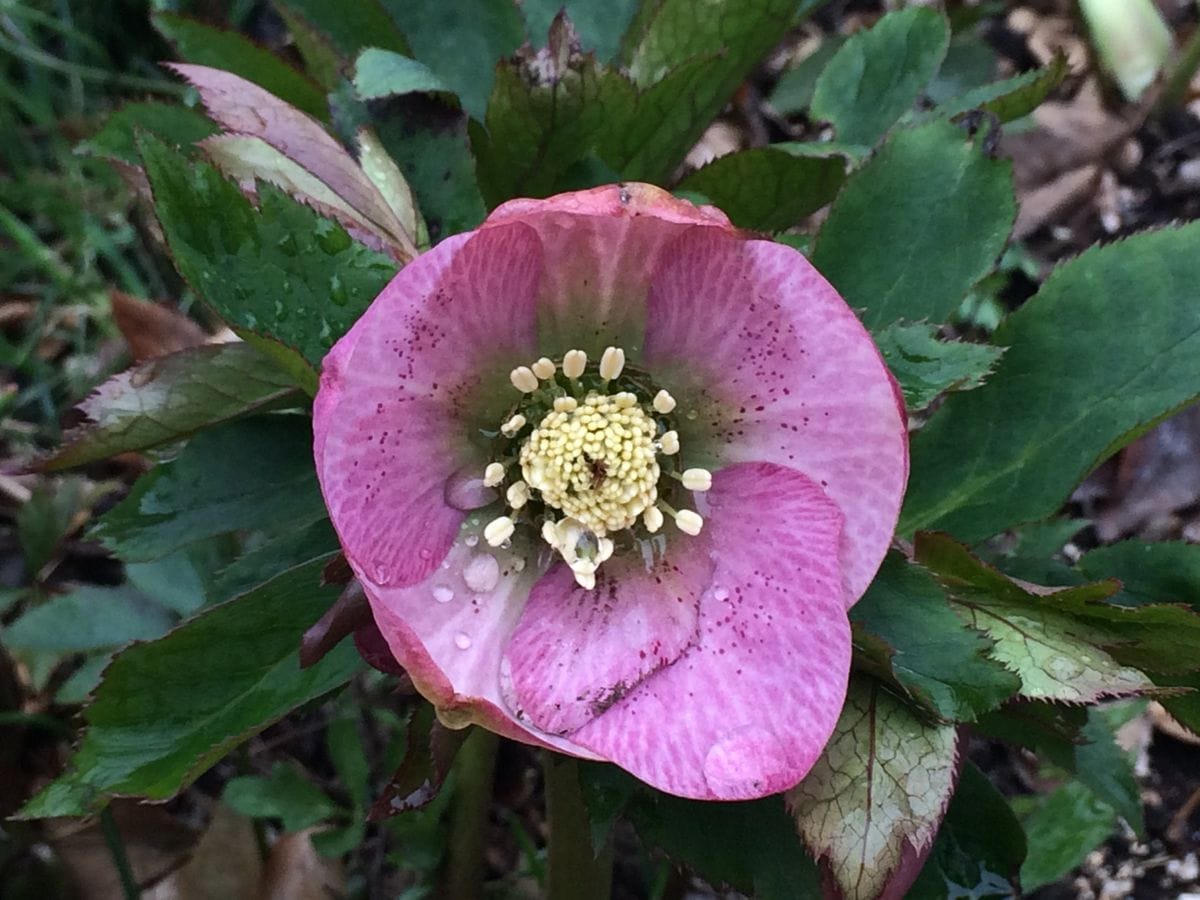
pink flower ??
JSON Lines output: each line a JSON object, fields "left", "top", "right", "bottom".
{"left": 313, "top": 184, "right": 908, "bottom": 800}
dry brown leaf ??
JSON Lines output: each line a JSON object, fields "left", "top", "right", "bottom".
{"left": 259, "top": 830, "right": 344, "bottom": 900}
{"left": 170, "top": 803, "right": 265, "bottom": 900}
{"left": 109, "top": 291, "right": 209, "bottom": 362}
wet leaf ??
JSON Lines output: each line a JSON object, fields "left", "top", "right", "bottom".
{"left": 874, "top": 322, "right": 1005, "bottom": 411}
{"left": 788, "top": 676, "right": 960, "bottom": 900}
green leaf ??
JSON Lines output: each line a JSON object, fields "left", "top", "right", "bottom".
{"left": 211, "top": 519, "right": 339, "bottom": 603}
{"left": 42, "top": 343, "right": 301, "bottom": 472}
{"left": 1075, "top": 703, "right": 1144, "bottom": 834}
{"left": 125, "top": 547, "right": 211, "bottom": 615}
{"left": 138, "top": 133, "right": 397, "bottom": 364}
{"left": 811, "top": 8, "right": 950, "bottom": 146}
{"left": 852, "top": 553, "right": 1020, "bottom": 721}
{"left": 812, "top": 120, "right": 1015, "bottom": 330}
{"left": 520, "top": 0, "right": 639, "bottom": 61}
{"left": 902, "top": 222, "right": 1200, "bottom": 540}
{"left": 1015, "top": 781, "right": 1115, "bottom": 891}
{"left": 768, "top": 38, "right": 845, "bottom": 116}
{"left": 327, "top": 718, "right": 371, "bottom": 810}
{"left": 93, "top": 417, "right": 326, "bottom": 563}
{"left": 788, "top": 676, "right": 960, "bottom": 900}
{"left": 224, "top": 762, "right": 341, "bottom": 832}
{"left": 936, "top": 54, "right": 1069, "bottom": 122}
{"left": 916, "top": 533, "right": 1158, "bottom": 703}
{"left": 17, "top": 558, "right": 360, "bottom": 817}
{"left": 1078, "top": 540, "right": 1200, "bottom": 610}
{"left": 16, "top": 478, "right": 90, "bottom": 574}
{"left": 675, "top": 146, "right": 846, "bottom": 231}
{"left": 154, "top": 14, "right": 327, "bottom": 121}
{"left": 272, "top": 0, "right": 410, "bottom": 58}
{"left": 874, "top": 322, "right": 1005, "bottom": 411}
{"left": 908, "top": 763, "right": 1025, "bottom": 899}
{"left": 472, "top": 44, "right": 637, "bottom": 206}
{"left": 79, "top": 102, "right": 216, "bottom": 165}
{"left": 353, "top": 49, "right": 453, "bottom": 100}
{"left": 380, "top": 0, "right": 525, "bottom": 121}
{"left": 3, "top": 587, "right": 176, "bottom": 652}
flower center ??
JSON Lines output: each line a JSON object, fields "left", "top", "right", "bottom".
{"left": 480, "top": 347, "right": 709, "bottom": 590}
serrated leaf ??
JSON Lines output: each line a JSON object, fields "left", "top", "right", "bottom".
{"left": 211, "top": 519, "right": 339, "bottom": 603}
{"left": 153, "top": 14, "right": 327, "bottom": 121}
{"left": 272, "top": 0, "right": 409, "bottom": 58}
{"left": 520, "top": 0, "right": 639, "bottom": 61}
{"left": 916, "top": 534, "right": 1157, "bottom": 703}
{"left": 875, "top": 322, "right": 1004, "bottom": 410}
{"left": 852, "top": 553, "right": 1020, "bottom": 721}
{"left": 93, "top": 417, "right": 326, "bottom": 563}
{"left": 936, "top": 54, "right": 1068, "bottom": 122}
{"left": 1078, "top": 540, "right": 1200, "bottom": 610}
{"left": 353, "top": 49, "right": 453, "bottom": 100}
{"left": 788, "top": 676, "right": 960, "bottom": 900}
{"left": 768, "top": 38, "right": 845, "bottom": 116}
{"left": 381, "top": 0, "right": 525, "bottom": 121}
{"left": 902, "top": 222, "right": 1200, "bottom": 540}
{"left": 357, "top": 127, "right": 428, "bottom": 249}
{"left": 1015, "top": 781, "right": 1116, "bottom": 891}
{"left": 138, "top": 133, "right": 397, "bottom": 364}
{"left": 675, "top": 146, "right": 846, "bottom": 231}
{"left": 812, "top": 120, "right": 1015, "bottom": 330}
{"left": 78, "top": 102, "right": 216, "bottom": 165}
{"left": 1076, "top": 703, "right": 1144, "bottom": 833}
{"left": 41, "top": 343, "right": 300, "bottom": 472}
{"left": 17, "top": 558, "right": 358, "bottom": 818}
{"left": 811, "top": 8, "right": 950, "bottom": 146}
{"left": 3, "top": 587, "right": 176, "bottom": 652}
{"left": 223, "top": 763, "right": 341, "bottom": 832}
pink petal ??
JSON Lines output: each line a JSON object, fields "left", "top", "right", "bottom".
{"left": 483, "top": 184, "right": 734, "bottom": 354}
{"left": 356, "top": 535, "right": 601, "bottom": 758}
{"left": 167, "top": 64, "right": 408, "bottom": 245}
{"left": 314, "top": 222, "right": 542, "bottom": 588}
{"left": 569, "top": 462, "right": 851, "bottom": 800}
{"left": 642, "top": 229, "right": 908, "bottom": 605}
{"left": 501, "top": 547, "right": 712, "bottom": 736}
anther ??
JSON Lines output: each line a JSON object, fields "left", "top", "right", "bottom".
{"left": 506, "top": 481, "right": 530, "bottom": 509}
{"left": 531, "top": 357, "right": 556, "bottom": 380}
{"left": 483, "top": 462, "right": 505, "bottom": 488}
{"left": 553, "top": 396, "right": 578, "bottom": 413}
{"left": 542, "top": 520, "right": 559, "bottom": 547}
{"left": 643, "top": 506, "right": 664, "bottom": 533}
{"left": 681, "top": 468, "right": 712, "bottom": 492}
{"left": 599, "top": 346, "right": 625, "bottom": 380}
{"left": 659, "top": 430, "right": 680, "bottom": 455}
{"left": 501, "top": 414, "right": 527, "bottom": 437}
{"left": 652, "top": 390, "right": 677, "bottom": 414}
{"left": 484, "top": 516, "right": 515, "bottom": 547}
{"left": 674, "top": 509, "right": 704, "bottom": 536}
{"left": 613, "top": 392, "right": 638, "bottom": 409}
{"left": 510, "top": 366, "right": 539, "bottom": 393}
{"left": 563, "top": 349, "right": 587, "bottom": 379}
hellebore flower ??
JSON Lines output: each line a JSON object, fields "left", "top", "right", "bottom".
{"left": 313, "top": 184, "right": 908, "bottom": 800}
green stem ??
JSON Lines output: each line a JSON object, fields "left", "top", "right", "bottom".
{"left": 99, "top": 806, "right": 140, "bottom": 900}
{"left": 442, "top": 727, "right": 500, "bottom": 900}
{"left": 544, "top": 753, "right": 614, "bottom": 900}
{"left": 1159, "top": 24, "right": 1200, "bottom": 113}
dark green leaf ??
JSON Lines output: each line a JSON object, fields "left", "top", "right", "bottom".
{"left": 125, "top": 547, "right": 211, "bottom": 615}
{"left": 16, "top": 478, "right": 90, "bottom": 573}
{"left": 924, "top": 34, "right": 997, "bottom": 106}
{"left": 675, "top": 146, "right": 846, "bottom": 231}
{"left": 974, "top": 702, "right": 1086, "bottom": 772}
{"left": 902, "top": 222, "right": 1200, "bottom": 540}
{"left": 976, "top": 519, "right": 1087, "bottom": 587}
{"left": 852, "top": 553, "right": 1020, "bottom": 721}
{"left": 79, "top": 102, "right": 216, "bottom": 165}
{"left": 1015, "top": 782, "right": 1115, "bottom": 891}
{"left": 327, "top": 718, "right": 371, "bottom": 809}
{"left": 1075, "top": 703, "right": 1144, "bottom": 834}
{"left": 874, "top": 322, "right": 1005, "bottom": 411}
{"left": 937, "top": 54, "right": 1069, "bottom": 122}
{"left": 17, "top": 558, "right": 360, "bottom": 817}
{"left": 812, "top": 120, "right": 1015, "bottom": 330}
{"left": 153, "top": 14, "right": 327, "bottom": 121}
{"left": 43, "top": 343, "right": 301, "bottom": 471}
{"left": 138, "top": 133, "right": 397, "bottom": 365}
{"left": 272, "top": 0, "right": 410, "bottom": 58}
{"left": 1078, "top": 540, "right": 1200, "bottom": 610}
{"left": 56, "top": 655, "right": 112, "bottom": 705}
{"left": 768, "top": 38, "right": 844, "bottom": 116}
{"left": 908, "top": 763, "right": 1025, "bottom": 900}
{"left": 353, "top": 49, "right": 453, "bottom": 100}
{"left": 93, "top": 417, "right": 326, "bottom": 563}
{"left": 224, "top": 762, "right": 341, "bottom": 831}
{"left": 211, "top": 519, "right": 339, "bottom": 603}
{"left": 811, "top": 8, "right": 950, "bottom": 146}
{"left": 520, "top": 0, "right": 639, "bottom": 61}
{"left": 3, "top": 587, "right": 176, "bottom": 652}
{"left": 380, "top": 0, "right": 524, "bottom": 121}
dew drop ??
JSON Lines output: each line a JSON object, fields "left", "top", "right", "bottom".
{"left": 702, "top": 726, "right": 784, "bottom": 796}
{"left": 686, "top": 409, "right": 699, "bottom": 420}
{"left": 329, "top": 273, "right": 349, "bottom": 306}
{"left": 433, "top": 585, "right": 454, "bottom": 604}
{"left": 445, "top": 466, "right": 497, "bottom": 511}
{"left": 512, "top": 557, "right": 526, "bottom": 573}
{"left": 373, "top": 563, "right": 392, "bottom": 584}
{"left": 454, "top": 632, "right": 472, "bottom": 650}
{"left": 419, "top": 548, "right": 433, "bottom": 560}
{"left": 465, "top": 534, "right": 479, "bottom": 547}
{"left": 713, "top": 585, "right": 730, "bottom": 602}
{"left": 463, "top": 554, "right": 500, "bottom": 593}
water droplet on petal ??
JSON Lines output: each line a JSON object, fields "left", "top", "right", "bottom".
{"left": 703, "top": 726, "right": 786, "bottom": 797}
{"left": 419, "top": 548, "right": 433, "bottom": 560}
{"left": 463, "top": 554, "right": 500, "bottom": 593}
{"left": 373, "top": 563, "right": 392, "bottom": 584}
{"left": 713, "top": 586, "right": 730, "bottom": 602}
{"left": 454, "top": 632, "right": 472, "bottom": 650}
{"left": 433, "top": 585, "right": 454, "bottom": 604}
{"left": 465, "top": 534, "right": 479, "bottom": 547}
{"left": 445, "top": 466, "right": 498, "bottom": 510}
{"left": 686, "top": 409, "right": 698, "bottom": 420}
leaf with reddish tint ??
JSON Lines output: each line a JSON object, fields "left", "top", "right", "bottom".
{"left": 788, "top": 676, "right": 960, "bottom": 900}
{"left": 916, "top": 533, "right": 1163, "bottom": 703}
{"left": 41, "top": 343, "right": 301, "bottom": 472}
{"left": 368, "top": 702, "right": 466, "bottom": 820}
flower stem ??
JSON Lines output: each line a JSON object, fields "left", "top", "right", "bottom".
{"left": 442, "top": 727, "right": 499, "bottom": 900}
{"left": 543, "top": 752, "right": 613, "bottom": 900}
{"left": 1159, "top": 24, "right": 1200, "bottom": 113}
{"left": 99, "top": 806, "right": 140, "bottom": 900}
